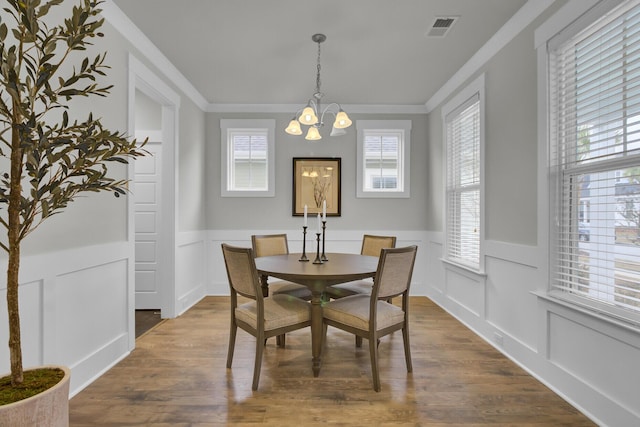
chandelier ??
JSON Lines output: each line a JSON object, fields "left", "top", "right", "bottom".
{"left": 285, "top": 34, "right": 352, "bottom": 140}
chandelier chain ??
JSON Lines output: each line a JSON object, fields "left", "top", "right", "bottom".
{"left": 315, "top": 39, "right": 322, "bottom": 98}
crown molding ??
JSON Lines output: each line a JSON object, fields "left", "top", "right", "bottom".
{"left": 206, "top": 103, "right": 428, "bottom": 114}
{"left": 425, "top": 0, "right": 555, "bottom": 113}
{"left": 100, "top": 0, "right": 209, "bottom": 111}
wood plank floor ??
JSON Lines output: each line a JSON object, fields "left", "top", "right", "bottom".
{"left": 135, "top": 309, "right": 163, "bottom": 338}
{"left": 69, "top": 297, "right": 595, "bottom": 426}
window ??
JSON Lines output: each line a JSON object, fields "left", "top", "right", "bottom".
{"left": 547, "top": 0, "right": 640, "bottom": 319}
{"left": 356, "top": 120, "right": 411, "bottom": 198}
{"left": 220, "top": 119, "right": 275, "bottom": 197}
{"left": 443, "top": 74, "right": 484, "bottom": 271}
{"left": 372, "top": 176, "right": 397, "bottom": 189}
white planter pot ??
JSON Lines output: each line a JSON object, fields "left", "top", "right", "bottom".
{"left": 0, "top": 365, "right": 70, "bottom": 427}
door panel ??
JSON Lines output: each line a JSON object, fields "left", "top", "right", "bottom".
{"left": 135, "top": 142, "right": 162, "bottom": 309}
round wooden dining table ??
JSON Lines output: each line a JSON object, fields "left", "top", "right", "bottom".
{"left": 254, "top": 252, "right": 378, "bottom": 377}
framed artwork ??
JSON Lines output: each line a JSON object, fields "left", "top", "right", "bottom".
{"left": 292, "top": 157, "right": 341, "bottom": 217}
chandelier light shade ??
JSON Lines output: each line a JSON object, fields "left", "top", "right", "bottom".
{"left": 285, "top": 119, "right": 303, "bottom": 135}
{"left": 334, "top": 109, "right": 352, "bottom": 129}
{"left": 299, "top": 105, "right": 318, "bottom": 125}
{"left": 330, "top": 126, "right": 347, "bottom": 137}
{"left": 285, "top": 33, "right": 352, "bottom": 141}
{"left": 305, "top": 126, "right": 322, "bottom": 141}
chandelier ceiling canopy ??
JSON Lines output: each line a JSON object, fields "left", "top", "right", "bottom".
{"left": 285, "top": 34, "right": 352, "bottom": 141}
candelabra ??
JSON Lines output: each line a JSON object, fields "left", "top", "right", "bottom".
{"left": 299, "top": 226, "right": 309, "bottom": 261}
{"left": 321, "top": 220, "right": 328, "bottom": 261}
{"left": 313, "top": 233, "right": 323, "bottom": 264}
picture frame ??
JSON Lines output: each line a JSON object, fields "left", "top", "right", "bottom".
{"left": 292, "top": 157, "right": 341, "bottom": 217}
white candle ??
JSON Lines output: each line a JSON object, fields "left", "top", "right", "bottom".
{"left": 304, "top": 204, "right": 307, "bottom": 227}
{"left": 317, "top": 213, "right": 321, "bottom": 233}
{"left": 322, "top": 200, "right": 326, "bottom": 221}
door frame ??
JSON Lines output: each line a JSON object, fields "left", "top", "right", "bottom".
{"left": 127, "top": 54, "right": 181, "bottom": 348}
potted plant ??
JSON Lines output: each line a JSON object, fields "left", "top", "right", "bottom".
{"left": 0, "top": 0, "right": 146, "bottom": 424}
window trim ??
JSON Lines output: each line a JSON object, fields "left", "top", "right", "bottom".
{"left": 220, "top": 119, "right": 275, "bottom": 197}
{"left": 441, "top": 73, "right": 486, "bottom": 274}
{"left": 356, "top": 120, "right": 411, "bottom": 198}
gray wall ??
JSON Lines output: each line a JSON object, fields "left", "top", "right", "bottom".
{"left": 179, "top": 98, "right": 207, "bottom": 232}
{"left": 206, "top": 113, "right": 429, "bottom": 231}
{"left": 483, "top": 21, "right": 539, "bottom": 245}
{"left": 18, "top": 16, "right": 133, "bottom": 255}
{"left": 426, "top": 5, "right": 544, "bottom": 246}
{"left": 12, "top": 14, "right": 208, "bottom": 257}
{"left": 426, "top": 109, "right": 444, "bottom": 232}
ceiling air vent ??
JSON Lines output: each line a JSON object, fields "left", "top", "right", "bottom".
{"left": 426, "top": 16, "right": 459, "bottom": 38}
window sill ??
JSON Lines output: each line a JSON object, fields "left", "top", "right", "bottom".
{"left": 533, "top": 290, "right": 640, "bottom": 333}
{"left": 440, "top": 258, "right": 487, "bottom": 280}
{"left": 356, "top": 191, "right": 410, "bottom": 199}
{"left": 221, "top": 190, "right": 275, "bottom": 198}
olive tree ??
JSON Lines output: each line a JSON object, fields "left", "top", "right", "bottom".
{"left": 0, "top": 0, "right": 146, "bottom": 386}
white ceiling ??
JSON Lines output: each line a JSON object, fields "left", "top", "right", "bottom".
{"left": 112, "top": 0, "right": 529, "bottom": 108}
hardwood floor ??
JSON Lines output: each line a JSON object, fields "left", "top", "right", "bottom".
{"left": 135, "top": 309, "right": 163, "bottom": 338}
{"left": 69, "top": 297, "right": 595, "bottom": 426}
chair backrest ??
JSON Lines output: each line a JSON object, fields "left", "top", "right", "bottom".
{"left": 372, "top": 246, "right": 418, "bottom": 300}
{"left": 251, "top": 234, "right": 289, "bottom": 257}
{"left": 361, "top": 234, "right": 397, "bottom": 257}
{"left": 221, "top": 243, "right": 261, "bottom": 299}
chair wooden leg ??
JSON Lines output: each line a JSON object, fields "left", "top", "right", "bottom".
{"left": 276, "top": 334, "right": 286, "bottom": 347}
{"left": 226, "top": 323, "right": 237, "bottom": 368}
{"left": 253, "top": 333, "right": 265, "bottom": 390}
{"left": 355, "top": 336, "right": 363, "bottom": 347}
{"left": 402, "top": 325, "right": 413, "bottom": 373}
{"left": 369, "top": 333, "right": 381, "bottom": 392}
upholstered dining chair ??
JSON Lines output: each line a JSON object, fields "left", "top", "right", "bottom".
{"left": 251, "top": 234, "right": 313, "bottom": 301}
{"left": 221, "top": 243, "right": 311, "bottom": 391}
{"left": 322, "top": 245, "right": 417, "bottom": 392}
{"left": 324, "top": 234, "right": 397, "bottom": 299}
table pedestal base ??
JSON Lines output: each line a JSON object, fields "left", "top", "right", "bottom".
{"left": 310, "top": 292, "right": 323, "bottom": 377}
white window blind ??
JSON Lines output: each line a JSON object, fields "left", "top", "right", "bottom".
{"left": 228, "top": 130, "right": 268, "bottom": 191}
{"left": 363, "top": 130, "right": 402, "bottom": 192}
{"left": 446, "top": 95, "right": 481, "bottom": 269}
{"left": 550, "top": 0, "right": 640, "bottom": 317}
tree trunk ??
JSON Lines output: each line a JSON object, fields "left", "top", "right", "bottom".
{"left": 6, "top": 233, "right": 22, "bottom": 386}
{"left": 7, "top": 103, "right": 24, "bottom": 386}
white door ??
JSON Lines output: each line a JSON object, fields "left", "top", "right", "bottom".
{"left": 135, "top": 142, "right": 162, "bottom": 309}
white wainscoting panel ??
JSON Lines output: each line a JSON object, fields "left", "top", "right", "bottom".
{"left": 0, "top": 242, "right": 133, "bottom": 397}
{"left": 55, "top": 260, "right": 128, "bottom": 364}
{"left": 485, "top": 254, "right": 538, "bottom": 353}
{"left": 427, "top": 237, "right": 445, "bottom": 296}
{"left": 424, "top": 230, "right": 640, "bottom": 426}
{"left": 444, "top": 266, "right": 484, "bottom": 319}
{"left": 176, "top": 231, "right": 207, "bottom": 315}
{"left": 549, "top": 311, "right": 640, "bottom": 413}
